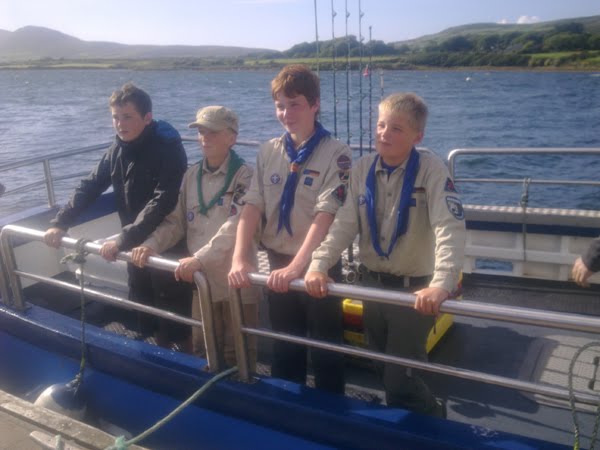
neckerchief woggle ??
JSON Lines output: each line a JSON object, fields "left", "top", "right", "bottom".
{"left": 277, "top": 121, "right": 330, "bottom": 235}
{"left": 197, "top": 149, "right": 245, "bottom": 215}
{"left": 365, "top": 148, "right": 420, "bottom": 258}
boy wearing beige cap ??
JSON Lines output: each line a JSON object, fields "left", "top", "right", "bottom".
{"left": 132, "top": 105, "right": 260, "bottom": 368}
{"left": 305, "top": 93, "right": 465, "bottom": 416}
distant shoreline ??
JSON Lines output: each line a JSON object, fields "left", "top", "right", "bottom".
{"left": 0, "top": 61, "right": 598, "bottom": 72}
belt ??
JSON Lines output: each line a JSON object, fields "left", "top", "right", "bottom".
{"left": 359, "top": 265, "right": 431, "bottom": 288}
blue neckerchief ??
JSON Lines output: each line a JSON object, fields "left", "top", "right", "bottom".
{"left": 380, "top": 159, "right": 399, "bottom": 177}
{"left": 278, "top": 121, "right": 330, "bottom": 235}
{"left": 365, "top": 148, "right": 420, "bottom": 258}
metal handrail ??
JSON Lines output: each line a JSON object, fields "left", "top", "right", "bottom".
{"left": 448, "top": 147, "right": 600, "bottom": 187}
{"left": 0, "top": 138, "right": 264, "bottom": 209}
{"left": 0, "top": 225, "right": 220, "bottom": 371}
{"left": 230, "top": 273, "right": 600, "bottom": 406}
{"left": 3, "top": 224, "right": 600, "bottom": 406}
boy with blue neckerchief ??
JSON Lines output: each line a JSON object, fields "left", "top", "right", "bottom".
{"left": 305, "top": 92, "right": 465, "bottom": 416}
{"left": 229, "top": 65, "right": 352, "bottom": 393}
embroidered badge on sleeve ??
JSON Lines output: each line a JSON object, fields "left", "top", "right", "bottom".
{"left": 336, "top": 154, "right": 352, "bottom": 170}
{"left": 446, "top": 196, "right": 465, "bottom": 220}
{"left": 332, "top": 184, "right": 347, "bottom": 204}
{"left": 444, "top": 177, "right": 458, "bottom": 193}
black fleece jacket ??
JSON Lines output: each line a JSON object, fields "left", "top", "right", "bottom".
{"left": 51, "top": 120, "right": 187, "bottom": 250}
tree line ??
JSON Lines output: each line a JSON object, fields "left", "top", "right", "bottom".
{"left": 254, "top": 22, "right": 600, "bottom": 68}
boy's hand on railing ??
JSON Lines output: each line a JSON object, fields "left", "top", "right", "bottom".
{"left": 267, "top": 262, "right": 305, "bottom": 293}
{"left": 304, "top": 271, "right": 332, "bottom": 298}
{"left": 175, "top": 257, "right": 204, "bottom": 283}
{"left": 99, "top": 240, "right": 120, "bottom": 262}
{"left": 228, "top": 257, "right": 254, "bottom": 289}
{"left": 414, "top": 287, "right": 449, "bottom": 316}
{"left": 131, "top": 245, "right": 157, "bottom": 268}
{"left": 43, "top": 227, "right": 67, "bottom": 248}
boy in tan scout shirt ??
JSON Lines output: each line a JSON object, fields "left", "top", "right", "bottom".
{"left": 132, "top": 105, "right": 259, "bottom": 368}
{"left": 228, "top": 65, "right": 352, "bottom": 393}
{"left": 305, "top": 93, "right": 466, "bottom": 416}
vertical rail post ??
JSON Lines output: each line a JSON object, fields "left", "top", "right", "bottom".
{"left": 230, "top": 288, "right": 251, "bottom": 382}
{"left": 0, "top": 228, "right": 25, "bottom": 310}
{"left": 42, "top": 159, "right": 56, "bottom": 207}
{"left": 194, "top": 272, "right": 220, "bottom": 372}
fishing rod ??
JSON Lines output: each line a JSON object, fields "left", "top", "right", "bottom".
{"left": 314, "top": 0, "right": 320, "bottom": 77}
{"left": 331, "top": 0, "right": 338, "bottom": 138}
{"left": 358, "top": 0, "right": 365, "bottom": 158}
{"left": 344, "top": 0, "right": 351, "bottom": 148}
{"left": 368, "top": 25, "right": 373, "bottom": 153}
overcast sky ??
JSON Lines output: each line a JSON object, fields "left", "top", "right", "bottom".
{"left": 1, "top": 0, "right": 598, "bottom": 51}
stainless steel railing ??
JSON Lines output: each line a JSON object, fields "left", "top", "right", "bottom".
{"left": 0, "top": 224, "right": 221, "bottom": 371}
{"left": 3, "top": 223, "right": 600, "bottom": 406}
{"left": 230, "top": 273, "right": 600, "bottom": 406}
{"left": 0, "top": 138, "right": 262, "bottom": 210}
{"left": 448, "top": 148, "right": 600, "bottom": 189}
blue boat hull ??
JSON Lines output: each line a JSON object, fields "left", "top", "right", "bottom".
{"left": 0, "top": 303, "right": 569, "bottom": 450}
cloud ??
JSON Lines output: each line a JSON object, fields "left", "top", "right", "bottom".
{"left": 516, "top": 15, "right": 541, "bottom": 24}
{"left": 497, "top": 19, "right": 509, "bottom": 24}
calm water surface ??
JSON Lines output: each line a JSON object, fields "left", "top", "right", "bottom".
{"left": 1, "top": 69, "right": 599, "bottom": 214}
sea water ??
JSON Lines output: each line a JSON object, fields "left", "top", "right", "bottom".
{"left": 0, "top": 69, "right": 599, "bottom": 215}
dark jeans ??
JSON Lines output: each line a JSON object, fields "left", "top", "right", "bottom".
{"left": 127, "top": 240, "right": 192, "bottom": 341}
{"left": 127, "top": 263, "right": 156, "bottom": 336}
{"left": 267, "top": 251, "right": 345, "bottom": 394}
{"left": 361, "top": 268, "right": 439, "bottom": 415}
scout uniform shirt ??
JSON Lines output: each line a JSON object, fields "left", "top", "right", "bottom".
{"left": 243, "top": 134, "right": 352, "bottom": 255}
{"left": 142, "top": 152, "right": 257, "bottom": 303}
{"left": 309, "top": 149, "right": 466, "bottom": 294}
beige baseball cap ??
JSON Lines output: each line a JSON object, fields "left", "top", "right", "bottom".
{"left": 188, "top": 105, "right": 239, "bottom": 134}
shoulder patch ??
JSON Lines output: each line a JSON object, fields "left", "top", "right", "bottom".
{"left": 229, "top": 204, "right": 238, "bottom": 217}
{"left": 336, "top": 154, "right": 352, "bottom": 170}
{"left": 446, "top": 196, "right": 465, "bottom": 220}
{"left": 358, "top": 194, "right": 366, "bottom": 206}
{"left": 338, "top": 171, "right": 349, "bottom": 182}
{"left": 270, "top": 173, "right": 281, "bottom": 185}
{"left": 232, "top": 184, "right": 247, "bottom": 206}
{"left": 332, "top": 184, "right": 347, "bottom": 204}
{"left": 444, "top": 177, "right": 458, "bottom": 193}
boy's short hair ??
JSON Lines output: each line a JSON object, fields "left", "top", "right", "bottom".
{"left": 380, "top": 93, "right": 428, "bottom": 133}
{"left": 109, "top": 82, "right": 152, "bottom": 116}
{"left": 271, "top": 64, "right": 320, "bottom": 106}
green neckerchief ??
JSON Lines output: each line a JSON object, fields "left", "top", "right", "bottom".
{"left": 196, "top": 149, "right": 244, "bottom": 215}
